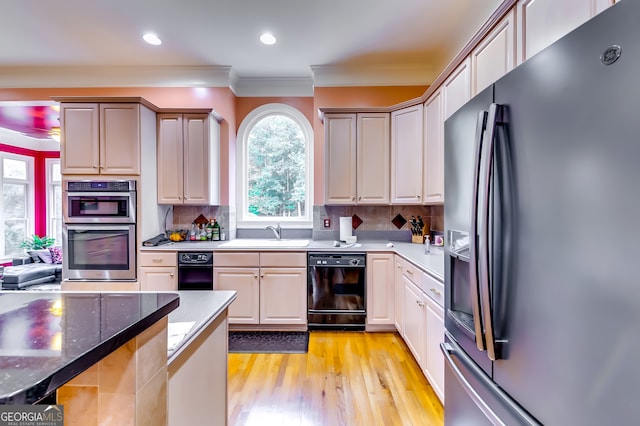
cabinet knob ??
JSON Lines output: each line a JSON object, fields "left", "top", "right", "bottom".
{"left": 352, "top": 196, "right": 356, "bottom": 201}
{"left": 417, "top": 301, "right": 425, "bottom": 308}
{"left": 358, "top": 196, "right": 362, "bottom": 201}
{"left": 170, "top": 273, "right": 174, "bottom": 277}
{"left": 254, "top": 274, "right": 258, "bottom": 278}
{"left": 92, "top": 165, "right": 98, "bottom": 169}
{"left": 260, "top": 274, "right": 265, "bottom": 278}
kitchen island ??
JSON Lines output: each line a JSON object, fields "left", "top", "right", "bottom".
{"left": 0, "top": 291, "right": 179, "bottom": 424}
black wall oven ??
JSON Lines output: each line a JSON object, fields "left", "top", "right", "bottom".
{"left": 62, "top": 180, "right": 137, "bottom": 281}
{"left": 307, "top": 252, "right": 366, "bottom": 330}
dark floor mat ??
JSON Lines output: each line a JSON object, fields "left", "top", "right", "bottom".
{"left": 229, "top": 331, "right": 309, "bottom": 354}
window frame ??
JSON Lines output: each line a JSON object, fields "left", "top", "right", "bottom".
{"left": 235, "top": 103, "right": 314, "bottom": 229}
{"left": 0, "top": 152, "right": 35, "bottom": 260}
{"left": 46, "top": 158, "right": 62, "bottom": 246}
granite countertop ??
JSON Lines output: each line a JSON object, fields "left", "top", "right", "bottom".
{"left": 141, "top": 239, "right": 445, "bottom": 281}
{"left": 166, "top": 290, "right": 236, "bottom": 364}
{"left": 0, "top": 291, "right": 179, "bottom": 405}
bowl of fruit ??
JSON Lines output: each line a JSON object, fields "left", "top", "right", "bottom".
{"left": 167, "top": 230, "right": 188, "bottom": 242}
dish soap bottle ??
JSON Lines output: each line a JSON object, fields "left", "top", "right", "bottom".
{"left": 190, "top": 223, "right": 197, "bottom": 241}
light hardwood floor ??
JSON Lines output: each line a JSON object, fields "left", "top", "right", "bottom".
{"left": 228, "top": 331, "right": 444, "bottom": 426}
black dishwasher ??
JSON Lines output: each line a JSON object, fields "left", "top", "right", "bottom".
{"left": 308, "top": 252, "right": 366, "bottom": 330}
{"left": 177, "top": 252, "right": 213, "bottom": 290}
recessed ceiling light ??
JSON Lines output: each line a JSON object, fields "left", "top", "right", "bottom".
{"left": 143, "top": 33, "right": 162, "bottom": 46}
{"left": 259, "top": 32, "right": 277, "bottom": 45}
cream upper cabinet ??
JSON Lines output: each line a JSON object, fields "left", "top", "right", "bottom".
{"left": 324, "top": 114, "right": 356, "bottom": 204}
{"left": 61, "top": 103, "right": 141, "bottom": 175}
{"left": 423, "top": 90, "right": 444, "bottom": 204}
{"left": 157, "top": 113, "right": 220, "bottom": 205}
{"left": 471, "top": 9, "right": 516, "bottom": 96}
{"left": 366, "top": 253, "right": 395, "bottom": 327}
{"left": 357, "top": 113, "right": 390, "bottom": 204}
{"left": 517, "top": 0, "right": 616, "bottom": 65}
{"left": 391, "top": 104, "right": 423, "bottom": 204}
{"left": 443, "top": 57, "right": 471, "bottom": 120}
{"left": 324, "top": 113, "right": 390, "bottom": 205}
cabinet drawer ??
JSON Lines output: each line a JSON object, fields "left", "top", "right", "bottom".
{"left": 401, "top": 260, "right": 421, "bottom": 284}
{"left": 139, "top": 251, "right": 177, "bottom": 267}
{"left": 214, "top": 252, "right": 260, "bottom": 267}
{"left": 260, "top": 252, "right": 306, "bottom": 267}
{"left": 421, "top": 271, "right": 444, "bottom": 307}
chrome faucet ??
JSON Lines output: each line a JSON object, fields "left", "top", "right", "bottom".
{"left": 266, "top": 223, "right": 282, "bottom": 240}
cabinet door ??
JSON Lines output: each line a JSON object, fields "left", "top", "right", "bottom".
{"left": 214, "top": 268, "right": 260, "bottom": 324}
{"left": 259, "top": 267, "right": 307, "bottom": 325}
{"left": 403, "top": 276, "right": 426, "bottom": 366}
{"left": 425, "top": 296, "right": 445, "bottom": 403}
{"left": 390, "top": 104, "right": 424, "bottom": 204}
{"left": 471, "top": 9, "right": 515, "bottom": 96}
{"left": 60, "top": 103, "right": 100, "bottom": 174}
{"left": 157, "top": 114, "right": 185, "bottom": 204}
{"left": 394, "top": 256, "right": 404, "bottom": 333}
{"left": 139, "top": 266, "right": 177, "bottom": 291}
{"left": 443, "top": 57, "right": 471, "bottom": 120}
{"left": 357, "top": 113, "right": 390, "bottom": 204}
{"left": 423, "top": 91, "right": 444, "bottom": 204}
{"left": 182, "top": 114, "right": 210, "bottom": 205}
{"left": 324, "top": 114, "right": 357, "bottom": 204}
{"left": 99, "top": 103, "right": 140, "bottom": 175}
{"left": 516, "top": 0, "right": 614, "bottom": 65}
{"left": 366, "top": 253, "right": 395, "bottom": 326}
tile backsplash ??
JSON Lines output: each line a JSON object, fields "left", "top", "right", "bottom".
{"left": 171, "top": 204, "right": 443, "bottom": 241}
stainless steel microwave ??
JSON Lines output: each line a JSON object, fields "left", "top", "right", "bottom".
{"left": 63, "top": 180, "right": 136, "bottom": 223}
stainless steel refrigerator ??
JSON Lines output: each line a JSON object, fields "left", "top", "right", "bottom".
{"left": 443, "top": 2, "right": 640, "bottom": 424}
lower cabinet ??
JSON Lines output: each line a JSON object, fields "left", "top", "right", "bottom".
{"left": 395, "top": 255, "right": 445, "bottom": 404}
{"left": 425, "top": 295, "right": 445, "bottom": 402}
{"left": 139, "top": 251, "right": 177, "bottom": 291}
{"left": 366, "top": 253, "right": 395, "bottom": 329}
{"left": 213, "top": 251, "right": 307, "bottom": 328}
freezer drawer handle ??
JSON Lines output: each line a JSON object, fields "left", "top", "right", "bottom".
{"left": 441, "top": 340, "right": 541, "bottom": 426}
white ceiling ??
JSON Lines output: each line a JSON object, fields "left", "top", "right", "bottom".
{"left": 0, "top": 0, "right": 503, "bottom": 96}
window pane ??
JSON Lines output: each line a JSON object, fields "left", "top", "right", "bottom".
{"left": 53, "top": 185, "right": 62, "bottom": 216}
{"left": 246, "top": 115, "right": 306, "bottom": 218}
{"left": 3, "top": 158, "right": 27, "bottom": 180}
{"left": 5, "top": 219, "right": 26, "bottom": 255}
{"left": 51, "top": 163, "right": 61, "bottom": 182}
{"left": 4, "top": 183, "right": 26, "bottom": 219}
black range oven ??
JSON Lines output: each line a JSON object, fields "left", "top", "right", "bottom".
{"left": 307, "top": 252, "right": 366, "bottom": 330}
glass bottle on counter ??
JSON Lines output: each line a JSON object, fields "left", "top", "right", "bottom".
{"left": 212, "top": 218, "right": 220, "bottom": 241}
{"left": 206, "top": 219, "right": 214, "bottom": 240}
{"left": 200, "top": 224, "right": 207, "bottom": 240}
{"left": 190, "top": 223, "right": 197, "bottom": 241}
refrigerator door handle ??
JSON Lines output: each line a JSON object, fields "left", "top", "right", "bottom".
{"left": 479, "top": 103, "right": 500, "bottom": 360}
{"left": 442, "top": 338, "right": 541, "bottom": 426}
{"left": 470, "top": 110, "right": 488, "bottom": 351}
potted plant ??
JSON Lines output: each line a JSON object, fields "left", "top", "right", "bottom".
{"left": 20, "top": 235, "right": 56, "bottom": 263}
{"left": 20, "top": 235, "right": 55, "bottom": 250}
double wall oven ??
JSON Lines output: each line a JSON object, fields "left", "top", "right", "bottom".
{"left": 62, "top": 180, "right": 137, "bottom": 281}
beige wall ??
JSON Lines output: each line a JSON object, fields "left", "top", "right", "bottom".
{"left": 0, "top": 85, "right": 429, "bottom": 208}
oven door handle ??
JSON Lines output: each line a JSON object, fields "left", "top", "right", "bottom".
{"left": 64, "top": 191, "right": 135, "bottom": 198}
{"left": 65, "top": 224, "right": 134, "bottom": 231}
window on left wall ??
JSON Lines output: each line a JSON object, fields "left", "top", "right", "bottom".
{"left": 46, "top": 159, "right": 62, "bottom": 246}
{"left": 1, "top": 153, "right": 34, "bottom": 259}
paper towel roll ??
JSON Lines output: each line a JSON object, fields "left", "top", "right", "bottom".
{"left": 340, "top": 217, "right": 352, "bottom": 241}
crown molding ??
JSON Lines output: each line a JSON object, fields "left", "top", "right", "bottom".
{"left": 311, "top": 64, "right": 436, "bottom": 87}
{"left": 230, "top": 77, "right": 314, "bottom": 97}
{"left": 0, "top": 66, "right": 233, "bottom": 88}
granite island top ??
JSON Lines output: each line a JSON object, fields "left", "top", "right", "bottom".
{"left": 143, "top": 240, "right": 444, "bottom": 281}
{"left": 0, "top": 291, "right": 179, "bottom": 405}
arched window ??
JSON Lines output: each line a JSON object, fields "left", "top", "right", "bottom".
{"left": 236, "top": 103, "right": 313, "bottom": 228}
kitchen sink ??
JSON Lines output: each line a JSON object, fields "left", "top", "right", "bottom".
{"left": 217, "top": 239, "right": 310, "bottom": 248}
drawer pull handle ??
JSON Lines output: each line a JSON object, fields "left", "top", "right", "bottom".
{"left": 417, "top": 301, "right": 425, "bottom": 308}
{"left": 152, "top": 259, "right": 162, "bottom": 263}
{"left": 430, "top": 288, "right": 441, "bottom": 296}
{"left": 406, "top": 270, "right": 413, "bottom": 275}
